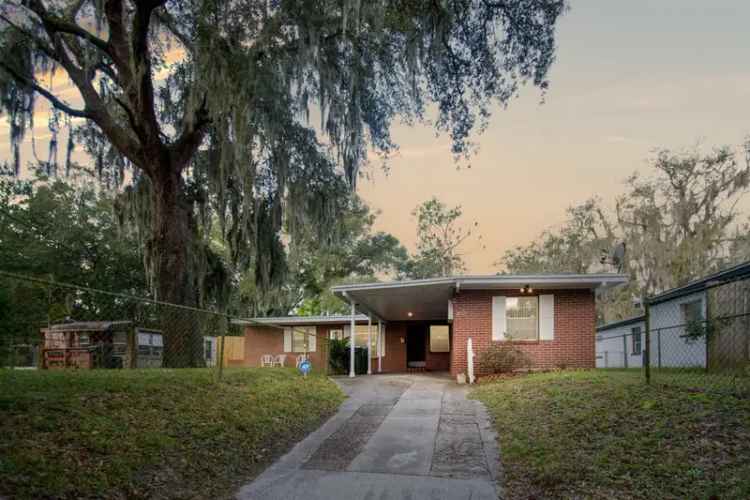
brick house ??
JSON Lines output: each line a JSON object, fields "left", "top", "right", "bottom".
{"left": 233, "top": 274, "right": 626, "bottom": 377}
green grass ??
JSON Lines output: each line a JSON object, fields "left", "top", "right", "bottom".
{"left": 0, "top": 368, "right": 344, "bottom": 499}
{"left": 471, "top": 370, "right": 750, "bottom": 499}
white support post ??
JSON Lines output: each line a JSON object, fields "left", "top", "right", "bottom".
{"left": 349, "top": 299, "right": 356, "bottom": 378}
{"left": 367, "top": 314, "right": 372, "bottom": 374}
{"left": 467, "top": 337, "right": 475, "bottom": 384}
{"left": 377, "top": 321, "right": 382, "bottom": 373}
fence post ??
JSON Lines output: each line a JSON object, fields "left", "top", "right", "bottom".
{"left": 217, "top": 322, "right": 226, "bottom": 382}
{"left": 657, "top": 329, "right": 662, "bottom": 369}
{"left": 623, "top": 335, "right": 629, "bottom": 369}
{"left": 644, "top": 301, "right": 651, "bottom": 385}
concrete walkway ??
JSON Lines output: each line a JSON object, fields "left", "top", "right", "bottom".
{"left": 236, "top": 374, "right": 501, "bottom": 500}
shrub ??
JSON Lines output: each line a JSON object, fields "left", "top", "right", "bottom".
{"left": 328, "top": 338, "right": 349, "bottom": 374}
{"left": 328, "top": 339, "right": 369, "bottom": 375}
{"left": 477, "top": 340, "right": 531, "bottom": 374}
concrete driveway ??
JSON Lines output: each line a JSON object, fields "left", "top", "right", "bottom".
{"left": 236, "top": 374, "right": 501, "bottom": 500}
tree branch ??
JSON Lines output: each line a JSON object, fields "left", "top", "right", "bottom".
{"left": 129, "top": 0, "right": 166, "bottom": 147}
{"left": 0, "top": 61, "right": 91, "bottom": 118}
{"left": 0, "top": 12, "right": 59, "bottom": 62}
{"left": 24, "top": 0, "right": 112, "bottom": 56}
{"left": 155, "top": 8, "right": 194, "bottom": 55}
{"left": 103, "top": 0, "right": 132, "bottom": 82}
{"left": 171, "top": 94, "right": 211, "bottom": 171}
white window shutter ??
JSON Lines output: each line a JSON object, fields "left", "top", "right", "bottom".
{"left": 492, "top": 296, "right": 506, "bottom": 341}
{"left": 540, "top": 294, "right": 555, "bottom": 341}
{"left": 283, "top": 328, "right": 292, "bottom": 352}
{"left": 308, "top": 327, "right": 317, "bottom": 352}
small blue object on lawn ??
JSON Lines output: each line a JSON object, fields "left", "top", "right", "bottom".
{"left": 299, "top": 359, "right": 312, "bottom": 377}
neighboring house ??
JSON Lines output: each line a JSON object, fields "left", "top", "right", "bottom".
{"left": 647, "top": 289, "right": 707, "bottom": 368}
{"left": 596, "top": 260, "right": 750, "bottom": 370}
{"left": 233, "top": 273, "right": 627, "bottom": 377}
{"left": 595, "top": 315, "right": 645, "bottom": 368}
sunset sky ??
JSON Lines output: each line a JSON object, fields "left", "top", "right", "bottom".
{"left": 359, "top": 0, "right": 750, "bottom": 272}
{"left": 2, "top": 1, "right": 749, "bottom": 274}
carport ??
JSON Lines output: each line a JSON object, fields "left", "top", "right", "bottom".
{"left": 333, "top": 278, "right": 456, "bottom": 377}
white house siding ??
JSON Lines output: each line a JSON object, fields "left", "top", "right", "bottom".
{"left": 648, "top": 291, "right": 707, "bottom": 368}
{"left": 596, "top": 321, "right": 645, "bottom": 368}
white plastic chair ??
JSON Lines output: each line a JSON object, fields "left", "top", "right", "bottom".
{"left": 260, "top": 354, "right": 274, "bottom": 367}
{"left": 274, "top": 354, "right": 287, "bottom": 367}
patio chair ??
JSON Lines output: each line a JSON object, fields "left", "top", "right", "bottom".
{"left": 274, "top": 354, "right": 287, "bottom": 367}
{"left": 260, "top": 354, "right": 274, "bottom": 367}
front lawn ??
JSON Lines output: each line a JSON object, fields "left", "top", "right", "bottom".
{"left": 472, "top": 370, "right": 750, "bottom": 499}
{"left": 0, "top": 368, "right": 344, "bottom": 499}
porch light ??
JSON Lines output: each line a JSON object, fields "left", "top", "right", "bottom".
{"left": 407, "top": 311, "right": 413, "bottom": 317}
{"left": 520, "top": 284, "right": 533, "bottom": 294}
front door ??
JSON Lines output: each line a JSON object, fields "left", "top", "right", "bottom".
{"left": 406, "top": 324, "right": 426, "bottom": 367}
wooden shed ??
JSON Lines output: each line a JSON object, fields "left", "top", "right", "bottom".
{"left": 41, "top": 321, "right": 163, "bottom": 370}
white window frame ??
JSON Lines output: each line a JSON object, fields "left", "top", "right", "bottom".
{"left": 680, "top": 299, "right": 704, "bottom": 324}
{"left": 631, "top": 326, "right": 642, "bottom": 355}
{"left": 329, "top": 329, "right": 344, "bottom": 340}
{"left": 506, "top": 296, "right": 540, "bottom": 341}
{"left": 290, "top": 326, "right": 316, "bottom": 353}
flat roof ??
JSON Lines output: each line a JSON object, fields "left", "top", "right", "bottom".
{"left": 596, "top": 315, "right": 645, "bottom": 332}
{"left": 232, "top": 314, "right": 370, "bottom": 327}
{"left": 332, "top": 273, "right": 628, "bottom": 322}
{"left": 42, "top": 321, "right": 133, "bottom": 332}
{"left": 647, "top": 260, "right": 750, "bottom": 305}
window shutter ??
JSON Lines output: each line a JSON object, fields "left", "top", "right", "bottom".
{"left": 283, "top": 328, "right": 292, "bottom": 352}
{"left": 540, "top": 294, "right": 555, "bottom": 341}
{"left": 492, "top": 296, "right": 506, "bottom": 341}
{"left": 308, "top": 327, "right": 316, "bottom": 352}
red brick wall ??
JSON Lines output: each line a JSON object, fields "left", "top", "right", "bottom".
{"left": 378, "top": 322, "right": 451, "bottom": 372}
{"left": 243, "top": 322, "right": 409, "bottom": 373}
{"left": 450, "top": 289, "right": 596, "bottom": 377}
{"left": 242, "top": 320, "right": 457, "bottom": 374}
{"left": 243, "top": 324, "right": 331, "bottom": 370}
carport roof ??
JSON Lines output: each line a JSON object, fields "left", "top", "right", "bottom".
{"left": 332, "top": 273, "right": 627, "bottom": 322}
{"left": 232, "top": 314, "right": 369, "bottom": 326}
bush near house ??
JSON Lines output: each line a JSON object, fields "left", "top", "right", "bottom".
{"left": 476, "top": 340, "right": 531, "bottom": 374}
{"left": 0, "top": 368, "right": 344, "bottom": 499}
{"left": 328, "top": 340, "right": 369, "bottom": 375}
{"left": 472, "top": 370, "right": 750, "bottom": 499}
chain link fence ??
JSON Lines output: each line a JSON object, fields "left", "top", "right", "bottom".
{"left": 0, "top": 270, "right": 345, "bottom": 378}
{"left": 0, "top": 271, "right": 248, "bottom": 379}
{"left": 643, "top": 272, "right": 750, "bottom": 397}
{"left": 596, "top": 327, "right": 644, "bottom": 369}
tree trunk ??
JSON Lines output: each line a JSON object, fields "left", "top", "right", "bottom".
{"left": 151, "top": 165, "right": 204, "bottom": 368}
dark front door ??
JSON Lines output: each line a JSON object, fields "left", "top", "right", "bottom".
{"left": 406, "top": 324, "right": 426, "bottom": 364}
